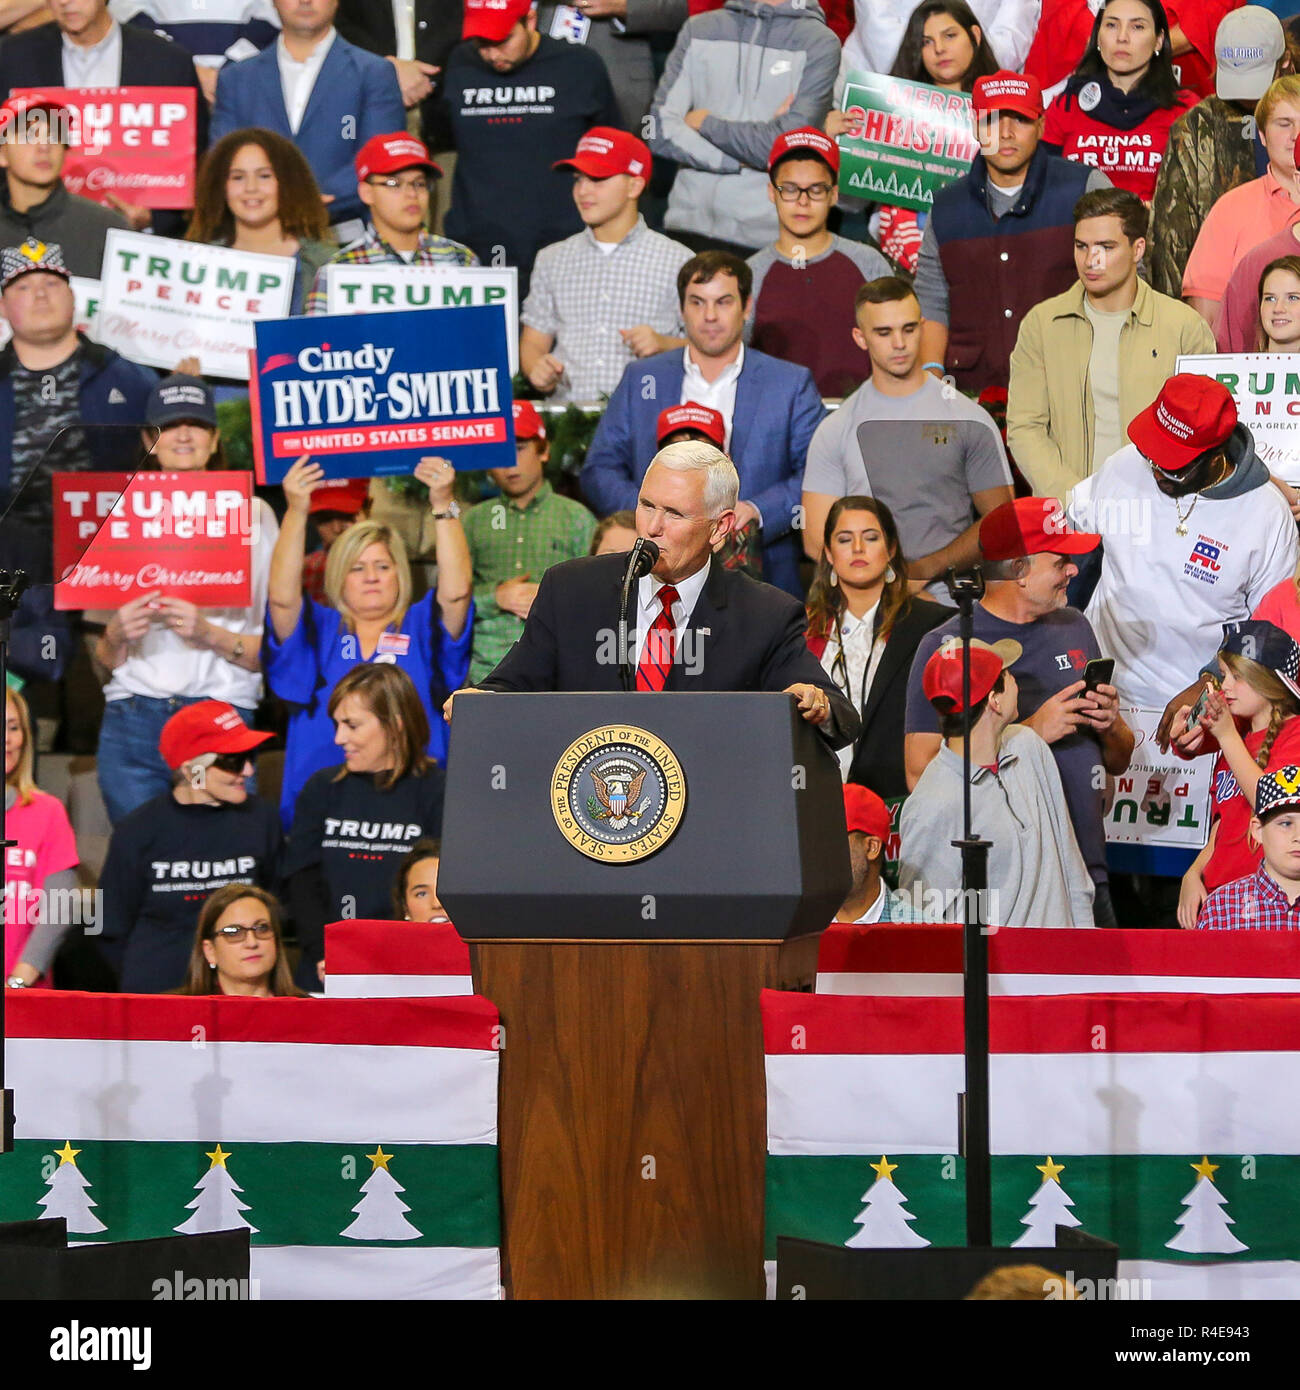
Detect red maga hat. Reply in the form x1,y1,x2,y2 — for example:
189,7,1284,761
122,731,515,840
463,0,533,43
356,132,441,182
512,399,546,440
980,497,1100,561
553,127,652,180
1127,374,1238,471
923,637,1022,712
844,783,891,840
768,126,840,175
309,478,369,516
656,403,726,448
972,71,1044,120
158,701,272,770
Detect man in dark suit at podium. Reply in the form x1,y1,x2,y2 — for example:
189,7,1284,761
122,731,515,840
449,441,860,750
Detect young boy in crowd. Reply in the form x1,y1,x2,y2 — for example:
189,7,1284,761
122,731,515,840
1199,767,1300,930
899,636,1095,927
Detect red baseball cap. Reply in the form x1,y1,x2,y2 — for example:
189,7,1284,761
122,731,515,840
0,94,70,141
553,127,652,180
309,478,369,517
512,399,546,440
980,497,1100,562
656,403,726,449
1127,374,1238,472
923,637,1022,712
356,132,442,182
463,0,533,42
158,701,272,770
768,126,840,176
844,783,891,840
972,71,1044,121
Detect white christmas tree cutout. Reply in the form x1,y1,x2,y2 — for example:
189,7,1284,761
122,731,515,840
38,1141,106,1234
1013,1156,1082,1248
175,1144,258,1234
844,1156,930,1248
1165,1156,1248,1254
341,1145,422,1242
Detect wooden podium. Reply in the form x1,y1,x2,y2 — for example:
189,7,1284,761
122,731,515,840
441,694,847,1300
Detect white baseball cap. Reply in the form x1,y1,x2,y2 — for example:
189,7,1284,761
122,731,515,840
1216,6,1285,101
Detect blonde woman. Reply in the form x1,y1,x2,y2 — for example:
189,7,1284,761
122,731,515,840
4,689,79,989
266,454,472,829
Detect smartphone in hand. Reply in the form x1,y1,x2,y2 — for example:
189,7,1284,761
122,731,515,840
1082,657,1114,696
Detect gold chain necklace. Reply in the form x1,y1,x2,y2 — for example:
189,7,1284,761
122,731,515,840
1174,491,1200,537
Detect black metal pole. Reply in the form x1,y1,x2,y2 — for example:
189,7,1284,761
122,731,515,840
946,566,992,1247
0,567,29,1154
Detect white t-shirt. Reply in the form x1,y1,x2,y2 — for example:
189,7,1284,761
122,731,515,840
1066,446,1299,707
103,497,279,709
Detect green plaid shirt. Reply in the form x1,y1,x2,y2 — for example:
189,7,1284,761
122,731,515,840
463,481,596,683
305,226,479,314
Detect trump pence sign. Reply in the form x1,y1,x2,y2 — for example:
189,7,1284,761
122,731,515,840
250,306,516,483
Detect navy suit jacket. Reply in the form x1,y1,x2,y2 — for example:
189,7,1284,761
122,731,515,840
579,347,826,596
211,33,405,227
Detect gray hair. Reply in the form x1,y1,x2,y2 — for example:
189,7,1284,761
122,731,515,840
983,556,1029,582
646,439,739,516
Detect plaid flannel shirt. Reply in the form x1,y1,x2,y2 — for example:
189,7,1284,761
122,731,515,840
305,227,479,314
1199,865,1300,931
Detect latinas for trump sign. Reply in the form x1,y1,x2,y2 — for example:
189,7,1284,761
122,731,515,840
97,231,294,379
836,72,978,211
13,86,197,209
1177,353,1300,485
250,306,516,483
52,472,256,609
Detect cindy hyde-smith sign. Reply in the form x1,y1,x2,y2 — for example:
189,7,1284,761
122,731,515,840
53,472,256,610
96,231,294,379
1177,353,1300,485
250,305,516,483
322,264,520,376
13,86,196,209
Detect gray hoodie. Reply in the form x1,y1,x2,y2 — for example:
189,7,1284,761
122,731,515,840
648,0,840,250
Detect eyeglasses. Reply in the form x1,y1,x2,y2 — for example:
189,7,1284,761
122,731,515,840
212,923,274,942
774,181,834,203
211,752,253,774
367,176,430,194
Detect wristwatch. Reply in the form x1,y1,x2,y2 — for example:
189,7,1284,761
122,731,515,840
231,638,245,661
6,974,28,988
430,502,461,521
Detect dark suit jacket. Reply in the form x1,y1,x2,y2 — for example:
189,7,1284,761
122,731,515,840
810,598,952,798
480,553,861,750
0,20,208,150
336,0,461,149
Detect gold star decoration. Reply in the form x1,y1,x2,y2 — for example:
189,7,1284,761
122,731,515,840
53,1140,80,1166
367,1145,393,1172
1191,1156,1219,1182
870,1155,898,1181
205,1144,231,1170
1037,1156,1066,1183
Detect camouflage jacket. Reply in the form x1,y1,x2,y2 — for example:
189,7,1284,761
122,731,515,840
1148,96,1261,299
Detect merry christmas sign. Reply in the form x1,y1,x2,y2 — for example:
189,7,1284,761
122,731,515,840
0,991,502,1299
763,989,1300,1299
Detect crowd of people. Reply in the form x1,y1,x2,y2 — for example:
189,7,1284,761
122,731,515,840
6,0,1300,998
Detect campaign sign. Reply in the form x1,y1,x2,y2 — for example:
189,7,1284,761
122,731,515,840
250,305,516,483
53,471,256,610
1104,706,1212,851
322,264,520,375
13,87,197,209
1177,353,1300,485
837,71,977,211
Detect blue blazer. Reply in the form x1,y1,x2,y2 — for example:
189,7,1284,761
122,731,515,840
580,347,826,596
211,35,405,227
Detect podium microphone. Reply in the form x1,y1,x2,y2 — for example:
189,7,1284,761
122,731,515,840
618,538,660,691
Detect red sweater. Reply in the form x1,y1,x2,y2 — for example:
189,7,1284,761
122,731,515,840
1204,717,1300,891
1043,87,1199,199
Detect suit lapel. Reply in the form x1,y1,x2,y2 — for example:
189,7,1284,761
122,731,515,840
298,36,347,137
665,561,728,691
729,358,758,464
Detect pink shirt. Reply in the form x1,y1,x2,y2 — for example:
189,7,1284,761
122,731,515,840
1183,170,1300,305
1216,225,1300,352
4,789,78,977
1253,577,1300,642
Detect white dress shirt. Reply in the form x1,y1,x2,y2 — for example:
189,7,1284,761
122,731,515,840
62,20,123,88
680,343,743,449
633,562,710,671
277,28,336,134
818,601,884,779
392,0,416,61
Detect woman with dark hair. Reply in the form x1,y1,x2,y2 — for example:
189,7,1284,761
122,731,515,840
805,496,950,793
1042,0,1197,199
392,839,448,922
174,885,308,998
283,664,448,989
186,127,336,316
840,0,1037,79
1258,255,1300,351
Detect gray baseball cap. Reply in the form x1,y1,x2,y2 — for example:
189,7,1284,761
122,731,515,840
1216,6,1285,101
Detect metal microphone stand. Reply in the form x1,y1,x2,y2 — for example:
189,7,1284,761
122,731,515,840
945,564,992,1246
0,567,29,1153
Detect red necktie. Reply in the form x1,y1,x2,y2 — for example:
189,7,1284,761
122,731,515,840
636,584,679,692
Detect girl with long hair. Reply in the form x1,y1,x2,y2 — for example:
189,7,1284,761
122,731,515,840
805,496,950,792
1173,622,1300,927
1042,0,1197,200
175,885,307,997
187,128,335,316
1258,255,1300,352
